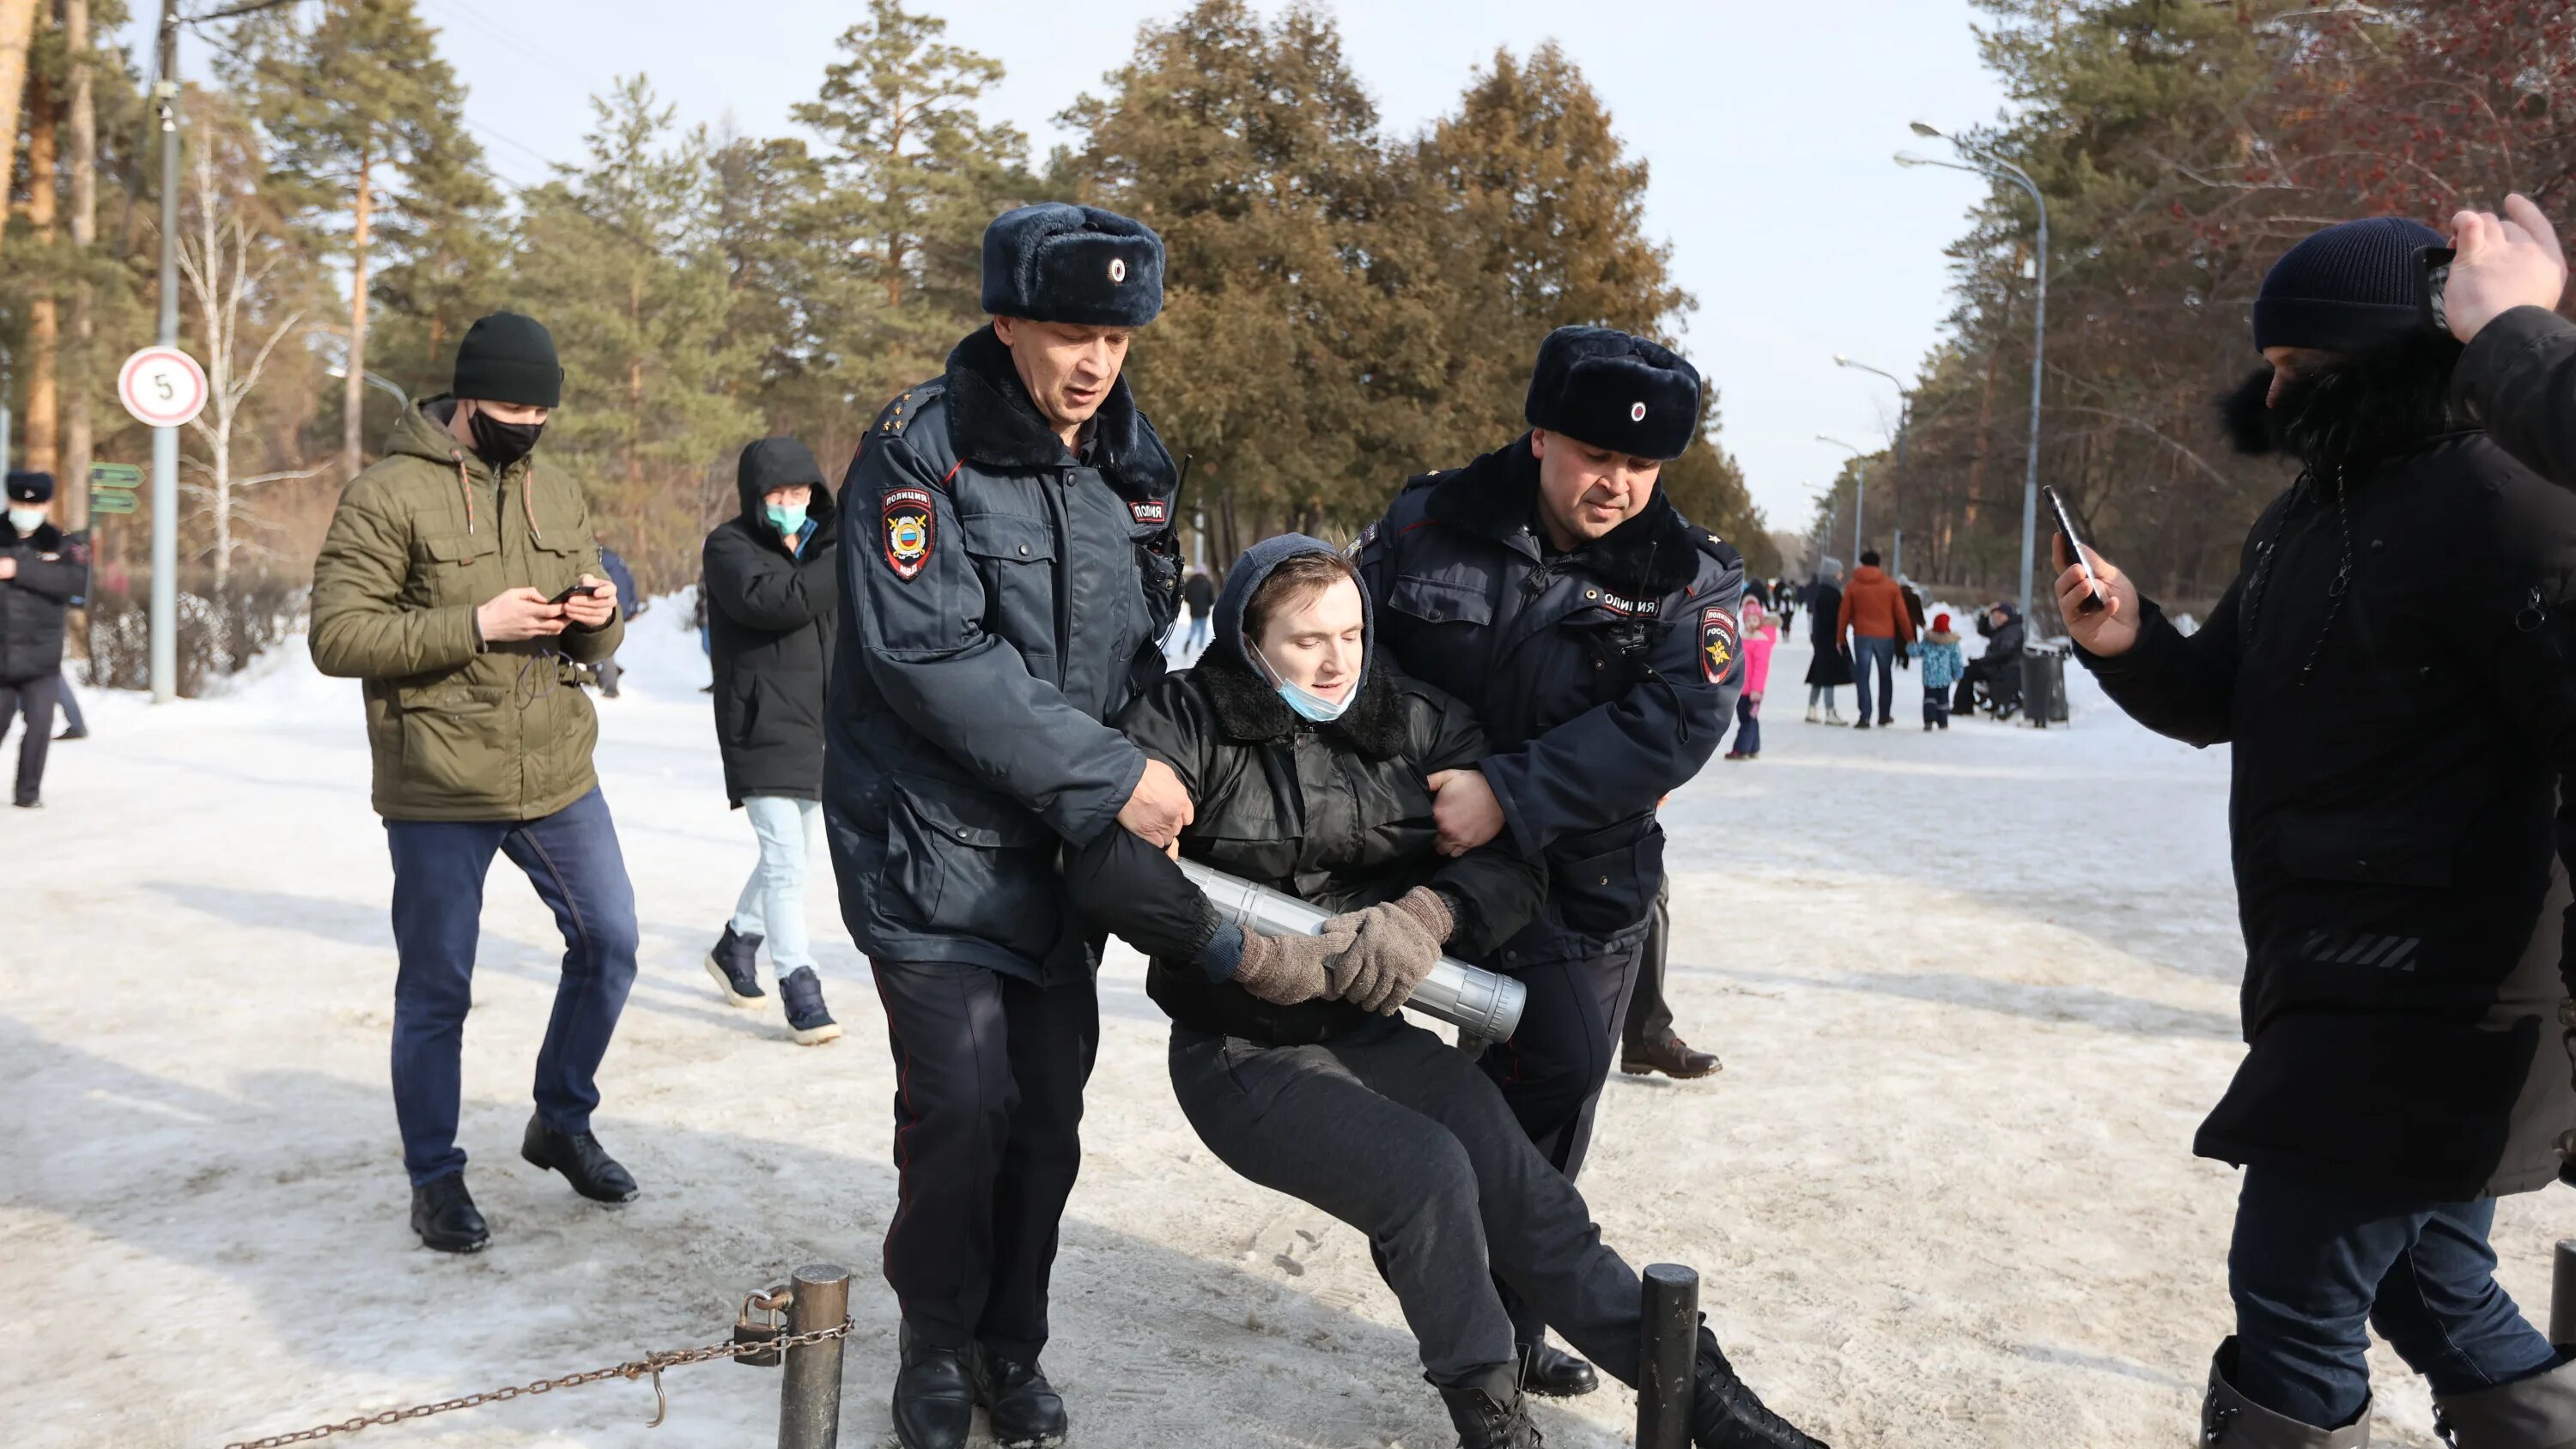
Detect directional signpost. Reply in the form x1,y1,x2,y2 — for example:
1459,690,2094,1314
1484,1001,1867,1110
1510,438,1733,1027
88,461,140,516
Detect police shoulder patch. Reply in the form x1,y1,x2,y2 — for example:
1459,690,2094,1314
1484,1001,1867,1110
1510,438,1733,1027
1701,603,1741,683
883,487,936,580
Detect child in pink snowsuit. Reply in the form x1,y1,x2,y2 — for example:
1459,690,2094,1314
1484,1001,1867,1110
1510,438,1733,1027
1725,597,1777,760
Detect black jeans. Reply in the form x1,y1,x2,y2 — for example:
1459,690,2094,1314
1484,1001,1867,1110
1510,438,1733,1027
871,960,1098,1363
2227,1167,2558,1428
1622,879,1676,1054
0,671,58,804
1170,1017,1647,1384
383,787,641,1185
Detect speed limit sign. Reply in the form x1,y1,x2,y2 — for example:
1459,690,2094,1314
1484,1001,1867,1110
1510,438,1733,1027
118,345,210,429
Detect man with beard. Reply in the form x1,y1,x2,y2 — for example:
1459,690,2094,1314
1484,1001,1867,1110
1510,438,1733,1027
2063,216,2576,1446
1356,326,1745,1397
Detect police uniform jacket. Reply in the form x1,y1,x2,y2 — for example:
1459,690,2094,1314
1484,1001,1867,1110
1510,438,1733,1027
825,324,1182,985
1357,433,1744,967
0,514,82,683
2081,432,2576,1200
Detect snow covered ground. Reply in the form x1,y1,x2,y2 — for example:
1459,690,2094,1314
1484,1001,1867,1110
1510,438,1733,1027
4,602,2566,1448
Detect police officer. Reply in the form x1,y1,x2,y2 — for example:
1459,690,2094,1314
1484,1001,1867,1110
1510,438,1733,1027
1357,326,1744,1396
0,471,83,808
827,202,1187,1449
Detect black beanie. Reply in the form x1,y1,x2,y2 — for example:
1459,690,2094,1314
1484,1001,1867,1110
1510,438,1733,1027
453,312,563,409
2253,216,2445,355
4,470,52,504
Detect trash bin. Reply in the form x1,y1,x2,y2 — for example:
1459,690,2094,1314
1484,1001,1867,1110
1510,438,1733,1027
2020,643,2072,728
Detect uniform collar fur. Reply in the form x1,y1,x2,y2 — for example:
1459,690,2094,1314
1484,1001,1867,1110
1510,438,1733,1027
1424,432,1702,597
1,518,61,551
1196,652,1411,761
944,324,1176,502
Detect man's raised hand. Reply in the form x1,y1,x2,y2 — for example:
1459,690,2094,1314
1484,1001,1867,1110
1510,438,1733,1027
2053,534,2141,658
2447,194,2568,344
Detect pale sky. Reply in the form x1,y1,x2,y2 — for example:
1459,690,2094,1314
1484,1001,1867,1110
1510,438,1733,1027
150,0,2012,532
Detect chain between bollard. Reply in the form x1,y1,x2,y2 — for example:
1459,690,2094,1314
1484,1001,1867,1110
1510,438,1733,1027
219,1315,857,1448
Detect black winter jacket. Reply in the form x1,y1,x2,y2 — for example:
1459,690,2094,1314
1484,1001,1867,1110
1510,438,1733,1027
706,440,839,806
0,516,82,683
2080,433,2576,1199
824,325,1182,985
2458,306,2576,490
1357,435,1742,967
1065,652,1546,1046
1976,604,2025,660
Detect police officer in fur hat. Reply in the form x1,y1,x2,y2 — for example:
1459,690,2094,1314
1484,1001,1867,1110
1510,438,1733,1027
0,470,84,807
826,202,1186,1449
1356,327,1766,1407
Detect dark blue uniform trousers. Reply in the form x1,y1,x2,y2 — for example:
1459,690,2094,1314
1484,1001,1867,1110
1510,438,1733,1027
2228,1166,2558,1428
384,787,640,1187
872,960,1099,1363
1479,924,1649,1343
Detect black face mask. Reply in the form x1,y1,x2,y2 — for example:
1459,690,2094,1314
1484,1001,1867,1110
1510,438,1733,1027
467,407,545,470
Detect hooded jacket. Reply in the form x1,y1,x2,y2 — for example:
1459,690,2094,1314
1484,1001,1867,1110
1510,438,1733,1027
0,513,82,683
1357,434,1742,966
310,398,623,822
1062,535,1546,1045
1915,630,1965,690
1837,564,1915,644
825,324,1183,985
705,438,840,805
2080,396,2576,1199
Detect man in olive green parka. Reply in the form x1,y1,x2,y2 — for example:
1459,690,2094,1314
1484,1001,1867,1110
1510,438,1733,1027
311,312,643,1253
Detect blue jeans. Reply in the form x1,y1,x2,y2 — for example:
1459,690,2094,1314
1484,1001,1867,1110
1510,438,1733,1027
1728,694,1762,755
385,787,640,1186
731,795,821,974
1852,635,1897,721
2228,1167,2558,1428
1185,615,1211,651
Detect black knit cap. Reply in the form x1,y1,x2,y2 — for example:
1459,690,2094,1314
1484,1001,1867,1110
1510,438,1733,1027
2253,216,2445,354
5,470,52,503
1523,325,1702,460
453,311,563,409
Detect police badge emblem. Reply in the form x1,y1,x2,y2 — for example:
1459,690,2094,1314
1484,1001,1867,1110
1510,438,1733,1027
1701,603,1740,682
884,487,935,580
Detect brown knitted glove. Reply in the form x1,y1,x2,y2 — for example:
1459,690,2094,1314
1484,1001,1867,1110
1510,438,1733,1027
1321,887,1453,1015
1230,921,1359,1007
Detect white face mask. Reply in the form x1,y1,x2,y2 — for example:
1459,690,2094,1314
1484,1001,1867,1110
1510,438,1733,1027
5,506,45,534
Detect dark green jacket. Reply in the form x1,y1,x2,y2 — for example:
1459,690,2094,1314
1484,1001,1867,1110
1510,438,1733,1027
310,398,623,822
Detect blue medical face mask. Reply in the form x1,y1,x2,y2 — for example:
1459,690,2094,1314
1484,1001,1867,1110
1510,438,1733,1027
1249,640,1355,724
766,503,808,537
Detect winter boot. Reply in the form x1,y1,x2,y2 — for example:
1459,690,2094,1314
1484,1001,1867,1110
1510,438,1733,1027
779,966,843,1046
2433,1355,2576,1448
1851,717,1870,731
1622,1034,1722,1080
893,1323,975,1449
1690,1326,1828,1448
1522,1339,1598,1397
1433,1361,1545,1449
971,1344,1070,1448
410,1172,489,1253
2202,1339,2370,1446
519,1115,640,1203
1802,704,1822,724
706,925,765,1008
1825,706,1846,724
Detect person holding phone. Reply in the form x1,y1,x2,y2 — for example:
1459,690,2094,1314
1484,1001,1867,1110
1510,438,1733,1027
2063,216,2576,1445
311,312,640,1255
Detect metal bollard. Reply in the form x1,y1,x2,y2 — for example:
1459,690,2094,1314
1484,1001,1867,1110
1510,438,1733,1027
1637,1264,1699,1449
779,1263,850,1449
2552,1240,2576,1345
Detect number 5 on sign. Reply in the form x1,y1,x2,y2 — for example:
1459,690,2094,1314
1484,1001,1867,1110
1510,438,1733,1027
117,346,209,429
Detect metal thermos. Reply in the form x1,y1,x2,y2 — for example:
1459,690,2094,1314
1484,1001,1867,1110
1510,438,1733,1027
1176,858,1527,1040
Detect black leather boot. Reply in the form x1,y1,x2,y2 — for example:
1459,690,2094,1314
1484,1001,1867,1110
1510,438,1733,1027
1521,1340,1598,1398
893,1323,975,1449
1691,1326,1828,1448
2202,1339,2369,1446
1435,1362,1545,1449
519,1115,639,1203
410,1172,489,1253
972,1345,1069,1448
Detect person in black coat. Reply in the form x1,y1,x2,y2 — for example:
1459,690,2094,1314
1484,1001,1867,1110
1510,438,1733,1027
1179,564,1215,653
1950,602,2023,717
1061,535,1825,1449
2069,215,2576,1445
702,437,842,1046
1801,559,1849,722
0,471,83,808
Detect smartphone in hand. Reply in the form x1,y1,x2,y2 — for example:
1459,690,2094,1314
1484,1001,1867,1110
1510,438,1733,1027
549,582,600,606
2042,486,2106,615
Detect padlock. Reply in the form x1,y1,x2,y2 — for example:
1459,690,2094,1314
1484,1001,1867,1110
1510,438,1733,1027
733,1289,790,1368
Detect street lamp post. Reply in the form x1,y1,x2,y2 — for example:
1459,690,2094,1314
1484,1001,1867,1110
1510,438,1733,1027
1835,353,1912,575
1900,121,2050,628
1816,433,1870,561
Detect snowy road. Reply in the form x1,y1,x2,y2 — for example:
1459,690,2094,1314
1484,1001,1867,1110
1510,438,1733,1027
5,605,2566,1447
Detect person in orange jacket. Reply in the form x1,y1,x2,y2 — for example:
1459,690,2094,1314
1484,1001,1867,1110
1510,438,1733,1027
1834,549,1915,729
